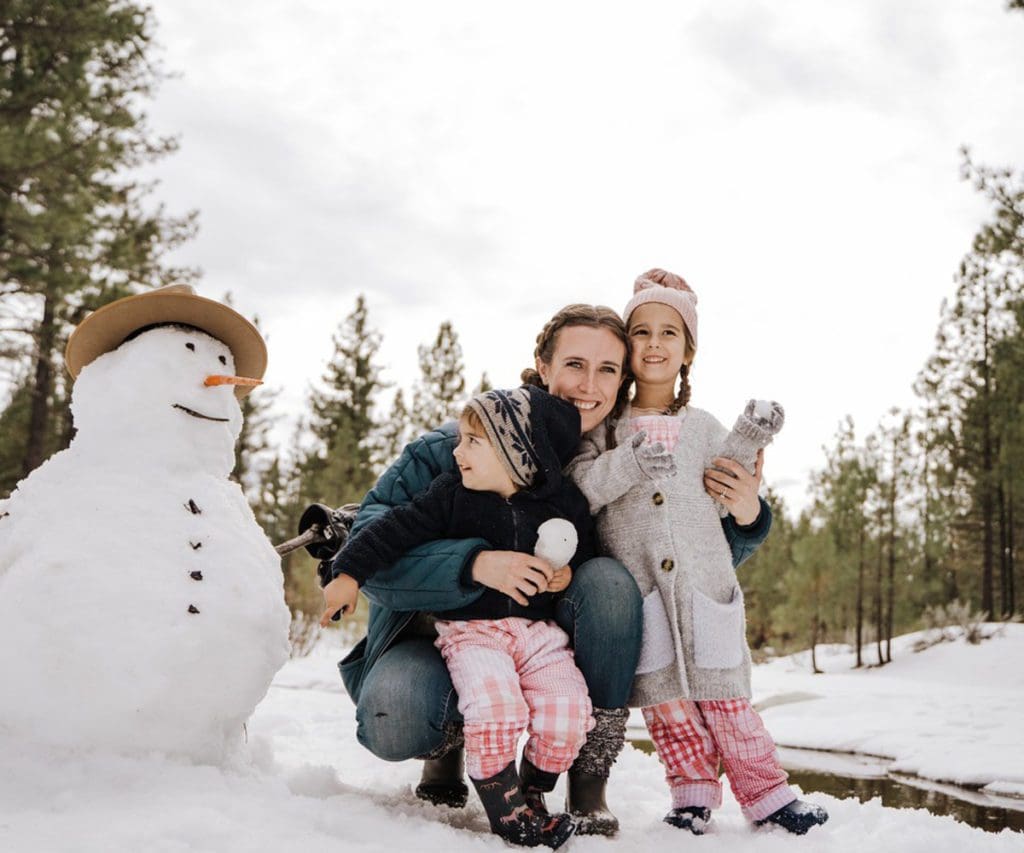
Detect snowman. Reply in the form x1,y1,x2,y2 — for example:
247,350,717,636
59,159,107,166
0,285,291,763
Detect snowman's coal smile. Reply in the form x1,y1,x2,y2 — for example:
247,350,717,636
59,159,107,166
173,404,230,423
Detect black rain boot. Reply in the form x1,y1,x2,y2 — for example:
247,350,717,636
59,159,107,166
755,799,829,835
664,806,712,835
472,762,576,849
565,707,628,837
415,745,469,809
520,757,559,816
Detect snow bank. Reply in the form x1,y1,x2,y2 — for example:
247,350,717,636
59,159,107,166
752,625,1024,792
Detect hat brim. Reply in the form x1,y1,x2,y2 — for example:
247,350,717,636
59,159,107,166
65,289,268,396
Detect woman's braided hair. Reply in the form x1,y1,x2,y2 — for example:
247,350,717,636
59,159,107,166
520,304,630,447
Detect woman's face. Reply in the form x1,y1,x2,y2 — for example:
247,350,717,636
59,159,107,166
537,325,627,433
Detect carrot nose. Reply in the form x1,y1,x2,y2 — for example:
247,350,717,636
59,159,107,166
204,374,263,389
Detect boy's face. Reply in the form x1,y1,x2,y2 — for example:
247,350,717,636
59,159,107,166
454,417,518,498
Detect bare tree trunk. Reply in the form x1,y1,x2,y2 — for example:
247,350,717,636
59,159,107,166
1007,480,1016,617
886,437,897,664
810,616,822,674
923,451,935,605
981,295,995,618
875,505,884,666
20,289,56,479
999,479,1009,618
856,520,865,668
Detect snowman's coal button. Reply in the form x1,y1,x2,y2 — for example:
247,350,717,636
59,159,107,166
188,604,200,614
190,571,203,581
185,499,202,515
190,540,202,550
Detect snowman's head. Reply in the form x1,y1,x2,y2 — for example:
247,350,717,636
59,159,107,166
71,326,247,477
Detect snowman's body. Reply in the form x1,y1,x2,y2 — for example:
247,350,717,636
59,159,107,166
0,327,290,762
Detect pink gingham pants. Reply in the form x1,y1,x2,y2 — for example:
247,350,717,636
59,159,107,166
642,698,796,822
435,617,594,780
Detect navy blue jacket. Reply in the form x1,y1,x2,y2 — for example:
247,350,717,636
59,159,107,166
334,468,596,621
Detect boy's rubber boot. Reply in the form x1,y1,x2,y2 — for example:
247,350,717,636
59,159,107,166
565,707,628,837
520,757,560,815
472,762,576,849
415,746,469,808
755,799,829,835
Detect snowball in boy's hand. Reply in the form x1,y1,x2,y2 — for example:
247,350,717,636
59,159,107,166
534,518,577,571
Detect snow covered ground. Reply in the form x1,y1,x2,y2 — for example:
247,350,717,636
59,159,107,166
750,623,1024,798
2,626,1021,852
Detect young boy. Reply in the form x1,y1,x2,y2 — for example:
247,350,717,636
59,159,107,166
321,386,595,850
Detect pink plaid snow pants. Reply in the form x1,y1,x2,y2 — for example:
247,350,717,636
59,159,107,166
435,617,594,780
642,698,796,821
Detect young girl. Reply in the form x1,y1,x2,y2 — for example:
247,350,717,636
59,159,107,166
567,269,828,836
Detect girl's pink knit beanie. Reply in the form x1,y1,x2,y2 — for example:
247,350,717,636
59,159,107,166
623,268,698,349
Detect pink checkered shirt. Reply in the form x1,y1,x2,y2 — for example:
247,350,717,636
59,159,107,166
630,414,683,453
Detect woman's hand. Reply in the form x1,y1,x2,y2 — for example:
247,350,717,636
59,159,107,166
547,565,573,593
320,574,359,626
471,550,554,605
704,449,764,526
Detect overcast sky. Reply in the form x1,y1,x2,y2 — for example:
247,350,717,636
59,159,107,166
136,0,1024,514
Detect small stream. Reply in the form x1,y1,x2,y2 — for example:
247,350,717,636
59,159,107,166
628,741,1024,834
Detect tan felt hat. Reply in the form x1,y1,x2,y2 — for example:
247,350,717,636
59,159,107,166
65,285,267,395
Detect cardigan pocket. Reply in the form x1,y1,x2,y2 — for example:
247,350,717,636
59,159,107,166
691,586,745,670
636,590,676,675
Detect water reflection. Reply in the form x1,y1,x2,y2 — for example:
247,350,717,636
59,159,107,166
628,741,1023,835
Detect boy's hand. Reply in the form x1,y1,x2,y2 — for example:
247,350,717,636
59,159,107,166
320,574,359,626
471,550,553,605
547,565,572,593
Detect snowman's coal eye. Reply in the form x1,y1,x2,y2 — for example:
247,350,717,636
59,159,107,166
185,342,195,352
218,355,227,365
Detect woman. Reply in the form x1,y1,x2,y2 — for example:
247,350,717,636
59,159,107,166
335,304,770,837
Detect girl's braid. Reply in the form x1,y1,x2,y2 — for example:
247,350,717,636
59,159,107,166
665,364,691,416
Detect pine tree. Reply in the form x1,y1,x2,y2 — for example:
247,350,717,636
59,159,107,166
739,488,794,653
0,376,34,497
0,0,196,480
809,417,874,664
773,514,834,673
373,388,411,471
913,356,962,607
872,410,913,663
300,295,386,508
225,307,279,495
472,371,494,395
410,321,465,433
233,382,280,494
961,148,1024,261
992,300,1024,616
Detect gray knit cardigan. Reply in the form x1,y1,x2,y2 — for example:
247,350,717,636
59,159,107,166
567,406,753,707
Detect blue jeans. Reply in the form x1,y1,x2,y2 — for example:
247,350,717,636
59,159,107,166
355,556,642,761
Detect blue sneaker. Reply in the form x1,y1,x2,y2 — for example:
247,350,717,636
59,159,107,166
756,799,829,835
663,806,712,835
